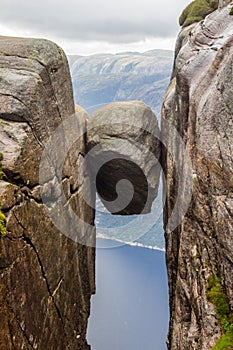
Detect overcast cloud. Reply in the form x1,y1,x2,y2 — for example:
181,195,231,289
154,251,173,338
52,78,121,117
1,0,191,53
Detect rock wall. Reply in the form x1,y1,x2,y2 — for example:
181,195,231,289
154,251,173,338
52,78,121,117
0,38,95,350
162,3,233,349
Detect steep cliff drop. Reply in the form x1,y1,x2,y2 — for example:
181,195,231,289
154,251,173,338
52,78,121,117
162,1,233,349
0,38,95,350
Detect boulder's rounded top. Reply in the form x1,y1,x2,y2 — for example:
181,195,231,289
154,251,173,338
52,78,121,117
0,36,66,68
89,100,159,140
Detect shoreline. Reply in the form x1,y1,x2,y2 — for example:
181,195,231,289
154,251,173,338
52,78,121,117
96,233,165,252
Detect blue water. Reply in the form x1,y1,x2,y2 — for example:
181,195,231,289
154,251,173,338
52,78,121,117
87,238,169,350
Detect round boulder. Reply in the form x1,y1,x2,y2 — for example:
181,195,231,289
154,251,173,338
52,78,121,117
87,101,161,215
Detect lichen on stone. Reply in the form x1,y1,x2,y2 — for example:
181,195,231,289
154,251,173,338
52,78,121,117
179,0,219,27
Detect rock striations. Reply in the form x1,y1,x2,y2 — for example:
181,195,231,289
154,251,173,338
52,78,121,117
0,38,95,350
162,2,233,349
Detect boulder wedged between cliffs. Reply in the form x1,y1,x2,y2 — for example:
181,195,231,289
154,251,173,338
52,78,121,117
87,101,161,215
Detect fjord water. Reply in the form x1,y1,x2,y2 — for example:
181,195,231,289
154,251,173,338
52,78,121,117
87,239,169,350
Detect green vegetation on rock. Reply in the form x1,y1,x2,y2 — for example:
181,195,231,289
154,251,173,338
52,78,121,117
207,275,233,349
230,7,233,15
0,207,6,238
179,0,219,27
212,331,233,350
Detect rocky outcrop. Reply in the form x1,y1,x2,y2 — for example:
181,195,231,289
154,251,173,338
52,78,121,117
87,101,161,215
0,38,95,349
162,3,233,349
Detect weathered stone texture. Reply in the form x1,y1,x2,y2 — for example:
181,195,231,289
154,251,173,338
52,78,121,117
0,38,95,350
162,4,233,349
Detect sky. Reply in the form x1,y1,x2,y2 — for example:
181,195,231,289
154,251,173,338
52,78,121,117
0,0,191,55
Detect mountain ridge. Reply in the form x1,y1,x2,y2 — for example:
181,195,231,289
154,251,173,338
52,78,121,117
68,49,173,117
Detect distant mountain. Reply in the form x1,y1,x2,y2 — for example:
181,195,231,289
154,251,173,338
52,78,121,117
68,49,173,118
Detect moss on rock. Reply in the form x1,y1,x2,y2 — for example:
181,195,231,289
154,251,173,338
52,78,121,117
179,0,219,27
207,275,233,349
0,208,6,238
212,330,233,349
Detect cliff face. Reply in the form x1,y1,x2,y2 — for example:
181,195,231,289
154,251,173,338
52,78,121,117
162,2,233,349
0,38,95,350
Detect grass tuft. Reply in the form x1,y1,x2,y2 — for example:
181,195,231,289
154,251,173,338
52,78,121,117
179,0,219,27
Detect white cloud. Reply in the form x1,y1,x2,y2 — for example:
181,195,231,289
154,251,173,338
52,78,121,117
0,0,191,53
60,37,177,55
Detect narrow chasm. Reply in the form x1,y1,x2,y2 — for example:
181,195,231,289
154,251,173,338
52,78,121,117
68,49,174,349
83,101,169,349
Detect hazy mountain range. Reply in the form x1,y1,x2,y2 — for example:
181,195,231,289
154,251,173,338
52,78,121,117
68,49,173,118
